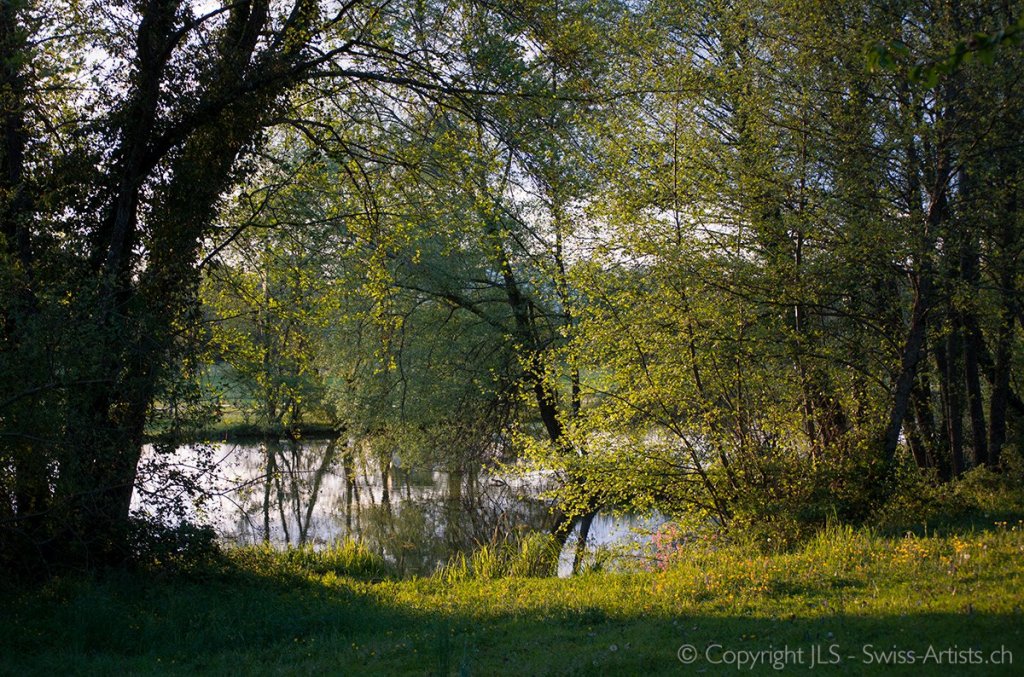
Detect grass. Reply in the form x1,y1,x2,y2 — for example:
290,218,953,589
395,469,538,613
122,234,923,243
2,522,1023,675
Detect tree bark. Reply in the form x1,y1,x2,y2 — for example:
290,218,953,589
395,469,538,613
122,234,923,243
572,510,596,575
882,270,931,465
934,333,966,477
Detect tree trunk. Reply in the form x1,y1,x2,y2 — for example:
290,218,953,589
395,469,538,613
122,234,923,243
910,356,943,473
934,334,966,477
572,510,597,575
987,183,1019,469
882,271,931,465
987,282,1016,471
963,314,989,467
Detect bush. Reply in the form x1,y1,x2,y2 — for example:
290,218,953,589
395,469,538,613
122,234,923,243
871,463,1024,533
125,516,221,572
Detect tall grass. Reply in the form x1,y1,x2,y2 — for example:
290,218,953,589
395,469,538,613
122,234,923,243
438,532,561,582
228,540,393,580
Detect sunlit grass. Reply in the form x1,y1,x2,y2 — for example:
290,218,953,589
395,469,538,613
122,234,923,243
2,523,1023,675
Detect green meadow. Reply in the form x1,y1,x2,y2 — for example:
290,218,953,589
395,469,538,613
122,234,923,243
3,521,1022,676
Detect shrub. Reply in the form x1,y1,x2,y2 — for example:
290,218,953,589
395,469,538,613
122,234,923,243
125,516,221,572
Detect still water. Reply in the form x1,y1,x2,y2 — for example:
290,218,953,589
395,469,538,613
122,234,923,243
133,438,661,576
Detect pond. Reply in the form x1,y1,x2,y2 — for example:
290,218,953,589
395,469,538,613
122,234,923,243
132,438,663,577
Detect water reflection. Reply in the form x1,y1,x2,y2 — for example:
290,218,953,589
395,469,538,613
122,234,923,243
135,438,665,577
139,438,573,576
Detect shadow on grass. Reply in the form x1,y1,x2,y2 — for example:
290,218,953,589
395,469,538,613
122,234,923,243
1,563,1022,676
884,507,1024,539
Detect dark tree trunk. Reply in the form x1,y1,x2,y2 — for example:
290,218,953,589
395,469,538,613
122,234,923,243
985,170,1020,469
883,128,946,468
2,0,48,551
959,225,988,466
934,334,966,477
882,272,931,465
987,266,1017,470
910,354,944,474
263,436,277,542
904,413,929,471
963,315,989,467
572,510,596,575
962,309,987,467
945,330,966,476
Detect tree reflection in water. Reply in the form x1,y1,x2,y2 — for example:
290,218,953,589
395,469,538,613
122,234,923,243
224,438,555,576
134,439,658,577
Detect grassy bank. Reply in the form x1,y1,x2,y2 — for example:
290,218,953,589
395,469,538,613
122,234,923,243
153,419,340,443
145,404,339,444
2,524,1023,675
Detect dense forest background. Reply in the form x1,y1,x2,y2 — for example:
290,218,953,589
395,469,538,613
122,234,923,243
2,0,1022,572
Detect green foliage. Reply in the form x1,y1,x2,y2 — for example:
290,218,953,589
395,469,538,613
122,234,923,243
868,13,1024,87
124,517,222,574
200,149,345,436
524,0,1024,545
874,465,1024,533
6,0,604,571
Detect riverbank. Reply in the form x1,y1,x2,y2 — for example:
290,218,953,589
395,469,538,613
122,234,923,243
145,415,341,444
3,524,1023,675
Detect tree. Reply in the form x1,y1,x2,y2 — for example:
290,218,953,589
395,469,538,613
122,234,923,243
201,143,345,438
252,0,625,557
556,0,1024,536
0,0,529,570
